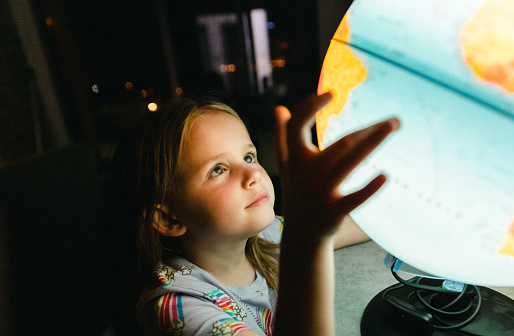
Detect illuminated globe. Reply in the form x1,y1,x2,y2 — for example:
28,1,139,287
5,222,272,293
317,0,514,286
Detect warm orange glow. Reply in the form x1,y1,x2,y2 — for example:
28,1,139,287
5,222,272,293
125,82,134,90
219,64,236,73
499,218,514,257
461,0,514,92
175,87,184,96
333,14,350,42
148,103,158,112
45,17,53,27
317,39,367,149
272,59,286,68
140,89,148,98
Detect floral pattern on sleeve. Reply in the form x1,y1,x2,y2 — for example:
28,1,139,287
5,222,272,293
212,319,251,336
154,264,193,286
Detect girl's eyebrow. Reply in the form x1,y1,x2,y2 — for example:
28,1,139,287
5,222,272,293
203,143,256,165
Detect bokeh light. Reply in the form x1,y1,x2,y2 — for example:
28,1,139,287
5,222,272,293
147,102,158,112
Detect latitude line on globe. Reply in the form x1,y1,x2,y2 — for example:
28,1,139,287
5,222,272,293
331,37,514,122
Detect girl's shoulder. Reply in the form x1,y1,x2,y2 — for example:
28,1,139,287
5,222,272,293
137,258,273,335
150,258,216,293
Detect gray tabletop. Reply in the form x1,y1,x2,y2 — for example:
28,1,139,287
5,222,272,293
333,240,514,335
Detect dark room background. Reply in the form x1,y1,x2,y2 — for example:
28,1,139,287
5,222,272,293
0,0,353,169
0,1,354,335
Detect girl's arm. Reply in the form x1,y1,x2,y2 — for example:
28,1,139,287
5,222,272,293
272,92,399,336
334,215,370,249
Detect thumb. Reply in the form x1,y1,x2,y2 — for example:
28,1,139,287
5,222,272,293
274,105,291,172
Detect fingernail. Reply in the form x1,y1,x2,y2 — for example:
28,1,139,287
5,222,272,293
389,117,400,131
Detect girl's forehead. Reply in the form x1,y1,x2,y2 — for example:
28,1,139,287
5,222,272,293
177,112,253,172
189,111,247,135
183,111,250,150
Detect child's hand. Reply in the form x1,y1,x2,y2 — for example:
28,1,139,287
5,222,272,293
274,92,400,244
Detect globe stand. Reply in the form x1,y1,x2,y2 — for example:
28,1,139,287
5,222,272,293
361,278,514,335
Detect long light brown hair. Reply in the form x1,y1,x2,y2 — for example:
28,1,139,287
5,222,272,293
113,96,280,291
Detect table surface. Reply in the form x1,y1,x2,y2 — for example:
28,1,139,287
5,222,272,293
333,240,514,336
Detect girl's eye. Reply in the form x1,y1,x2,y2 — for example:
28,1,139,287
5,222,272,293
244,153,256,163
210,165,225,177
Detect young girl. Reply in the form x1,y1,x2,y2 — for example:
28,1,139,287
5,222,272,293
113,93,399,336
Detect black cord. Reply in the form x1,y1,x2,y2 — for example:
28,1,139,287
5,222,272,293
386,259,482,333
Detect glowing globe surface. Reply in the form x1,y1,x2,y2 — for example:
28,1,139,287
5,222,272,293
317,0,514,286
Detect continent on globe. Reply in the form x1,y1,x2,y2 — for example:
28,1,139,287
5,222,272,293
317,16,366,150
461,0,514,92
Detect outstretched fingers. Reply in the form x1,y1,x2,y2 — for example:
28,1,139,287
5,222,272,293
275,92,333,171
321,117,400,190
287,92,332,157
274,105,291,173
333,174,387,216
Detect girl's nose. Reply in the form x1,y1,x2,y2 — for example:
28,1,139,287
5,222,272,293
243,166,262,189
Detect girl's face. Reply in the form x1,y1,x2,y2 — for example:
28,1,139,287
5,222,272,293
172,111,275,242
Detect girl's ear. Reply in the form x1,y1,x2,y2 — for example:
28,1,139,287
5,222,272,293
150,204,187,237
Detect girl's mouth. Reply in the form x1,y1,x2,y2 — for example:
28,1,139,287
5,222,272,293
246,193,269,208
